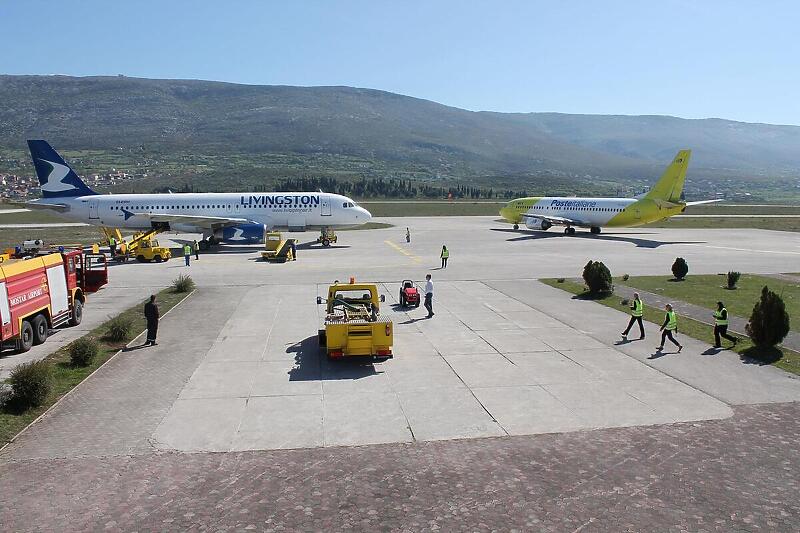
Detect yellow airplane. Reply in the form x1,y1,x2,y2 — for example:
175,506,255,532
499,150,721,235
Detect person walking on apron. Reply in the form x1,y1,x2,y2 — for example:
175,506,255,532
440,245,449,268
424,274,434,318
621,292,645,340
657,303,682,352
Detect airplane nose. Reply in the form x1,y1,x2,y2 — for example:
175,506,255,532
359,207,372,222
499,206,511,220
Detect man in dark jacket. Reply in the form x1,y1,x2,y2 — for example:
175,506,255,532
144,294,160,346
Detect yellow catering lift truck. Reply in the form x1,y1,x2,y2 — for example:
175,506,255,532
102,228,171,263
261,231,297,263
317,280,393,360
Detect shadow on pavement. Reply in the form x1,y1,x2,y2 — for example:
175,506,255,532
739,346,783,366
296,241,351,250
286,335,384,381
492,228,705,248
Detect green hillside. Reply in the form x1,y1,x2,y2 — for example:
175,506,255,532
1,75,799,197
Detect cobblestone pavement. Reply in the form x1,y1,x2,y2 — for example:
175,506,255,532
1,402,798,532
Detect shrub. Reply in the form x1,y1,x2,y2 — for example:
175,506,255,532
727,271,741,289
622,274,630,282
671,257,689,280
557,278,565,283
746,286,790,347
69,337,100,367
8,360,52,409
582,260,613,295
105,314,134,343
172,274,195,293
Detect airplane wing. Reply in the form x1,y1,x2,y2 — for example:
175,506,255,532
22,201,70,212
520,212,587,227
124,210,253,230
685,199,724,206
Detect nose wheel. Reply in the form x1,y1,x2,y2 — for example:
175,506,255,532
564,227,576,235
513,224,519,230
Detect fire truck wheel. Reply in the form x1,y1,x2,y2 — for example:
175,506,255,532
70,300,84,326
18,320,34,353
322,238,331,247
31,315,48,345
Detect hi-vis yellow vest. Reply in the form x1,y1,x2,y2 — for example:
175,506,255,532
183,245,191,255
441,249,449,258
631,299,643,317
714,308,728,326
666,310,677,330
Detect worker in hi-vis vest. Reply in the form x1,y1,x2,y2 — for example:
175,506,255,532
109,235,117,257
440,245,449,268
621,292,645,339
657,303,682,352
183,244,192,266
713,301,738,348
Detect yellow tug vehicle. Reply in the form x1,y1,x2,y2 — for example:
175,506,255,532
317,279,393,360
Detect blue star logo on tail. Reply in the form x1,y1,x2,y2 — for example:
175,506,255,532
121,208,136,220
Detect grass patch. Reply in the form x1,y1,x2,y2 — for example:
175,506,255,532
541,278,800,376
619,274,798,333
648,217,800,232
0,287,191,447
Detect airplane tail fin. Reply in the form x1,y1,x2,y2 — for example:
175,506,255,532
643,150,691,203
27,140,97,198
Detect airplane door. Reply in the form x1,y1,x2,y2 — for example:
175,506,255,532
89,200,99,219
321,197,331,216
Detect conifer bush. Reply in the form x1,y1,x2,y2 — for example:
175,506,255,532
746,286,790,347
726,271,741,289
582,260,613,295
671,257,689,280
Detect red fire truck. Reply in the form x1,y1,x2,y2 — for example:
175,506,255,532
0,249,108,353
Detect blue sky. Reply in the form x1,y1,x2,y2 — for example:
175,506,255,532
1,1,798,124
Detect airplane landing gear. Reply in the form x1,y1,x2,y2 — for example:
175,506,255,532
590,226,601,235
564,227,576,235
513,224,519,230
199,235,218,251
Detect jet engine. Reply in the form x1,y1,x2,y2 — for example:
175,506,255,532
214,223,266,243
525,217,552,231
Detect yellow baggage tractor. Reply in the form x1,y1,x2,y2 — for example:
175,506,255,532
316,280,393,360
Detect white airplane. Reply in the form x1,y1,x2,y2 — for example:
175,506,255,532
24,140,372,248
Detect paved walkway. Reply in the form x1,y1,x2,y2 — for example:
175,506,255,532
612,283,800,352
1,403,797,531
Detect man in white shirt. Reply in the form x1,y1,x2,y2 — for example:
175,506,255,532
424,273,434,318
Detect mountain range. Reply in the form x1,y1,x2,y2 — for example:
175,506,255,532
1,75,799,182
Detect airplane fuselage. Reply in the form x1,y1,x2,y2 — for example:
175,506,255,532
31,191,370,234
500,196,685,229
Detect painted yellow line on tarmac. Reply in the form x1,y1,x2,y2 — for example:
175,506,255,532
384,240,422,263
